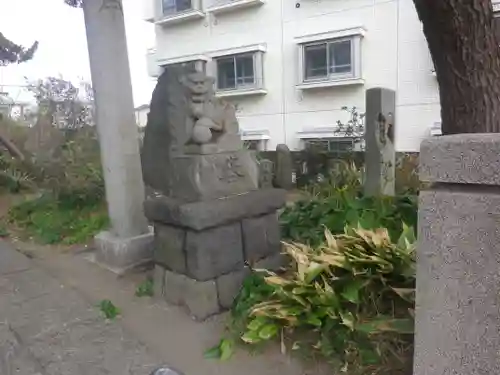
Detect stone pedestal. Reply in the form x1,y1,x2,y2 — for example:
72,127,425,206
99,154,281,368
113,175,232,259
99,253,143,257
91,229,154,275
414,134,500,375
145,189,286,320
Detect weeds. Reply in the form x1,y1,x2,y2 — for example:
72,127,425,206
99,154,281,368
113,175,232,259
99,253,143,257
98,299,120,320
8,194,108,244
135,278,154,297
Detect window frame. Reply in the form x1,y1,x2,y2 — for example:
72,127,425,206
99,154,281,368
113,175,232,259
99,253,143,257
161,0,193,16
213,51,264,92
304,138,358,154
302,38,355,83
215,53,256,91
296,28,365,88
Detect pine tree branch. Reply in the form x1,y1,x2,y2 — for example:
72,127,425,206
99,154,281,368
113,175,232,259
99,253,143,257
0,32,38,66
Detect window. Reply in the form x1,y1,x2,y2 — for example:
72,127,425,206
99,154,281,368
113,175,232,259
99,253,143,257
210,45,266,96
162,0,193,15
304,39,353,81
304,138,359,155
296,27,364,88
216,54,257,90
303,39,353,81
244,140,261,150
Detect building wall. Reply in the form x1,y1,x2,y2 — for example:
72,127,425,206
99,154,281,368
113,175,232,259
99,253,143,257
135,107,150,127
144,0,442,152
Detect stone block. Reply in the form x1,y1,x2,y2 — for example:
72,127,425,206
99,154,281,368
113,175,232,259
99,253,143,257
169,151,258,202
93,229,154,275
163,269,220,321
274,144,293,190
242,213,281,263
420,133,500,185
185,223,243,281
216,267,251,309
415,187,500,375
254,252,288,272
154,224,186,273
414,135,500,375
144,188,286,231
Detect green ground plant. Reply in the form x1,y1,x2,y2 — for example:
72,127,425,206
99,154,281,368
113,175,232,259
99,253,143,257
135,278,154,297
8,194,108,244
280,192,417,247
209,226,416,374
0,120,108,245
208,161,418,373
98,299,120,320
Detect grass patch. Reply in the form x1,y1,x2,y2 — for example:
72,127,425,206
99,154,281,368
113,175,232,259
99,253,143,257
98,299,120,320
135,278,154,297
8,194,109,245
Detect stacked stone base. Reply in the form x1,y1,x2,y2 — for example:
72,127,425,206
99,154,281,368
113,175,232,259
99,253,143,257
145,189,286,321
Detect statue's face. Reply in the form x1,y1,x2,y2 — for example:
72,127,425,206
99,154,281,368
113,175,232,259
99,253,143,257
186,73,209,95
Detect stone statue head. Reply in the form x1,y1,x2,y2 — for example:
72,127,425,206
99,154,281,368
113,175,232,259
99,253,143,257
182,72,215,100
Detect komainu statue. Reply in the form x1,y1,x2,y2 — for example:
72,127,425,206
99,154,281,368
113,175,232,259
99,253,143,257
141,65,256,201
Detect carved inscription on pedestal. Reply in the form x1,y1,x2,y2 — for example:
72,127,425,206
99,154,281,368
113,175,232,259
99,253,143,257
216,154,246,183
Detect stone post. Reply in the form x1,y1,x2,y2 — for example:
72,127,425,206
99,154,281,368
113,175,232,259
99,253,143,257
414,134,500,375
274,144,294,190
364,88,396,196
83,0,153,274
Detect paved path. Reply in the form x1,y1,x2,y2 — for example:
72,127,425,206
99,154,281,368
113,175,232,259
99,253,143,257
0,241,159,375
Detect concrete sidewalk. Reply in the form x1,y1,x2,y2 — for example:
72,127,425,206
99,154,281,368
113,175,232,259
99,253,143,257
0,242,159,375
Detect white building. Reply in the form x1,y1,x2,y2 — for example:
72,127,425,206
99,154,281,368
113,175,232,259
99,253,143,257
135,103,150,127
143,0,500,152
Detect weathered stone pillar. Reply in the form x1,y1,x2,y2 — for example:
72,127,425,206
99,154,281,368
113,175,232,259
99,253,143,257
364,88,396,196
83,0,153,274
414,134,500,375
274,144,294,190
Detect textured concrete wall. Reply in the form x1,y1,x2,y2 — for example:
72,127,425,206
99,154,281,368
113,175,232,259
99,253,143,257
414,134,500,375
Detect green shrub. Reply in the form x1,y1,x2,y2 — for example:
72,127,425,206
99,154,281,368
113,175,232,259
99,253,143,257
303,160,364,198
0,155,35,193
8,194,108,244
36,128,105,208
212,226,416,374
281,192,417,247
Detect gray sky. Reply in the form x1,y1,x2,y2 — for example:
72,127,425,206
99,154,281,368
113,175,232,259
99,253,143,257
0,0,156,107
